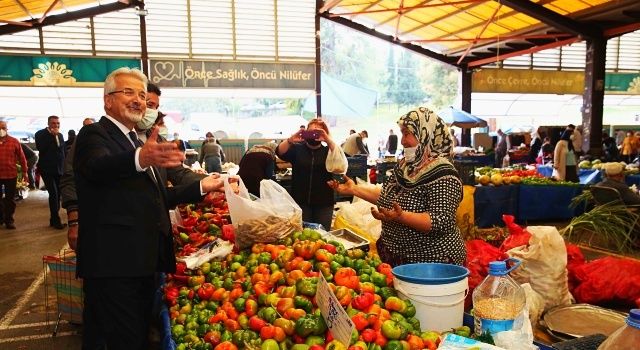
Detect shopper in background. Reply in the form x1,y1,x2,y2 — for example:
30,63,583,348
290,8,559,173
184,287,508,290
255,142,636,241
238,142,277,196
494,129,508,168
529,129,543,164
277,119,340,229
553,130,578,182
65,129,76,155
621,130,639,164
0,121,28,229
74,67,228,350
386,129,398,155
20,143,38,189
199,132,225,173
35,115,66,229
173,132,192,152
540,137,554,164
328,107,465,266
602,132,620,162
567,124,583,158
342,130,369,157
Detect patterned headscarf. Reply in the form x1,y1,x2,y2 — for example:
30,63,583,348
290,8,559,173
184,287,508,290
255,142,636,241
394,107,456,187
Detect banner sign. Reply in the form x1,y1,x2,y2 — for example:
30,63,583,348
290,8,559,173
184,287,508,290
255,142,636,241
473,69,584,94
149,59,315,89
0,55,140,87
605,73,640,94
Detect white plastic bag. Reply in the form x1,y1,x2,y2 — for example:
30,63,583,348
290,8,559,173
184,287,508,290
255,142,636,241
224,178,302,249
507,226,572,312
325,146,348,174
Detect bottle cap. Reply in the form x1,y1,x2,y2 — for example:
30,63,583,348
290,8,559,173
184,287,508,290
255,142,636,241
488,261,508,276
628,309,640,329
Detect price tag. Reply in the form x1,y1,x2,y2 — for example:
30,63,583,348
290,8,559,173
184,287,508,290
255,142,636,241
316,274,355,347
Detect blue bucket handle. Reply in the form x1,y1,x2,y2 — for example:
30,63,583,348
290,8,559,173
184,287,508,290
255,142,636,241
504,258,521,274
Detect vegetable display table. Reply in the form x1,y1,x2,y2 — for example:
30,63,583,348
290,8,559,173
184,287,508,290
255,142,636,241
473,185,519,228
471,184,583,227
518,184,583,221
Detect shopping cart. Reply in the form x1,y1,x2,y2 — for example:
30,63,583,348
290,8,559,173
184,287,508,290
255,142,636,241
43,249,83,336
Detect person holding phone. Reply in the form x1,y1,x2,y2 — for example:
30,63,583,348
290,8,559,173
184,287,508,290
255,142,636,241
276,119,339,229
328,107,465,267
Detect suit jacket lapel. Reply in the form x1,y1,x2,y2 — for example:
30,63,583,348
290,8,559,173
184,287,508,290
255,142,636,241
99,117,136,152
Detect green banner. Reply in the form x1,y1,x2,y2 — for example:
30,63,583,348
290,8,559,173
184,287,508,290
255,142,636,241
0,55,140,87
150,59,315,89
605,73,640,94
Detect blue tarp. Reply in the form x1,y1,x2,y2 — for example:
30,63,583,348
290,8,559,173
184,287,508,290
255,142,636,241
303,74,377,119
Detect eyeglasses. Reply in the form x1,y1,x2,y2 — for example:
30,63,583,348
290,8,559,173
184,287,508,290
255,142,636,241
108,88,147,100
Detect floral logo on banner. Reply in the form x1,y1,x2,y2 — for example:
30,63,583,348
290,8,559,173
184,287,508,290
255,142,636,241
628,76,640,94
30,62,76,86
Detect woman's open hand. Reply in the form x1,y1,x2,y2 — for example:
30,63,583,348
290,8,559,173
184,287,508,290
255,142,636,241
327,175,356,196
371,202,402,222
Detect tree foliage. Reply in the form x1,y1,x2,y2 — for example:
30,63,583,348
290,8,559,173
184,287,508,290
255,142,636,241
419,60,459,109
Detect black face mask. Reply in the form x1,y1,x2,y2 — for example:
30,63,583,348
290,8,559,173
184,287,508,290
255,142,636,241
306,139,321,147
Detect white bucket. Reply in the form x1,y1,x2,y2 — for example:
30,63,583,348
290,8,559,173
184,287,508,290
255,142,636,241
393,276,468,332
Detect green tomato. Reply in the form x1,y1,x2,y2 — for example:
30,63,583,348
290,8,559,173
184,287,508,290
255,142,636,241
262,339,280,350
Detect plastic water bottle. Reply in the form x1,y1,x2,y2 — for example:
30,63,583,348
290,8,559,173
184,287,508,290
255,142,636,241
472,258,526,335
597,309,640,349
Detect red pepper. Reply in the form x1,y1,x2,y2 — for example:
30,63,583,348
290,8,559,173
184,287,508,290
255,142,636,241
361,328,377,343
334,268,360,290
351,312,369,331
352,292,375,311
183,216,198,227
197,282,215,301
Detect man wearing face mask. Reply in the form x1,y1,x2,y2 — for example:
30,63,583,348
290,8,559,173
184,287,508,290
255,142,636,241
276,119,341,229
35,115,66,229
0,121,28,229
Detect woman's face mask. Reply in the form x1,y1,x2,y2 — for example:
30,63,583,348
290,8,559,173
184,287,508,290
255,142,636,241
136,108,158,130
403,146,418,162
306,139,321,147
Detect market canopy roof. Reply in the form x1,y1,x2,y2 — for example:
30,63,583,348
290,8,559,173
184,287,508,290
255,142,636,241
1,1,640,69
320,0,640,67
438,106,488,128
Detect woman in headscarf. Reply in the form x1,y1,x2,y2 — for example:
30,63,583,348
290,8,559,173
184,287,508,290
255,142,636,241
238,142,278,196
329,107,466,266
553,130,578,182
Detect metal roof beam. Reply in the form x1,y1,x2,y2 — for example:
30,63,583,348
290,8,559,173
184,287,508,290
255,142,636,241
0,0,141,36
320,12,458,67
466,36,580,67
498,0,601,39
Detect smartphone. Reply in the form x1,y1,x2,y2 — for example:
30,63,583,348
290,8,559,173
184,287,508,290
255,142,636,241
301,130,320,140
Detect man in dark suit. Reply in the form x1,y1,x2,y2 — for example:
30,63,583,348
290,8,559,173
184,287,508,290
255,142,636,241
35,115,66,229
386,129,398,155
74,67,227,349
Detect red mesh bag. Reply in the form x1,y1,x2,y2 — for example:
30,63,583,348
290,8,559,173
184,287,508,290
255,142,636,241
499,214,532,252
572,257,640,307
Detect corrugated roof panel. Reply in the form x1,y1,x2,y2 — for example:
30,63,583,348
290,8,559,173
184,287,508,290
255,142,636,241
549,0,591,13
190,0,234,57
606,36,620,70
93,8,141,54
145,0,189,55
532,47,561,68
618,31,640,71
234,0,276,57
277,0,315,59
0,29,40,52
42,19,93,52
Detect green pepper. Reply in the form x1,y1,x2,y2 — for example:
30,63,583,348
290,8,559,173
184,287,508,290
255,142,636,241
233,297,247,312
333,253,345,265
294,296,313,313
379,287,397,301
294,314,327,337
258,307,278,324
258,252,272,264
296,277,318,296
383,340,404,350
370,271,387,287
407,317,421,333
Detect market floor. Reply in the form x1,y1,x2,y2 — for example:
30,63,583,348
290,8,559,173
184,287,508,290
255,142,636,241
0,189,80,349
